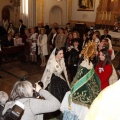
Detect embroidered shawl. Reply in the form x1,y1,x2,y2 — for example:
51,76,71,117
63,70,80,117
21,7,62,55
41,48,70,89
69,60,101,108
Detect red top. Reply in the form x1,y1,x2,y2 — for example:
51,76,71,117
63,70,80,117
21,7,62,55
95,61,112,90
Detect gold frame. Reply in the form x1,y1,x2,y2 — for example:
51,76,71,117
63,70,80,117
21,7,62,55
77,0,95,11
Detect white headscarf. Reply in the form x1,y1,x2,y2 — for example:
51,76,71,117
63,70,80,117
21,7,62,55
41,48,70,89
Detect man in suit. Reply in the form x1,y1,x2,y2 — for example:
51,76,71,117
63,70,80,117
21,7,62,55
101,29,112,41
49,28,58,53
19,19,26,37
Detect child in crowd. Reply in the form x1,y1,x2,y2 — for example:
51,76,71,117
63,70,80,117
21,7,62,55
14,33,24,46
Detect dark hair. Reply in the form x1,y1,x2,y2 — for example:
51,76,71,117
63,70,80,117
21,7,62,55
72,38,79,46
19,19,23,23
55,47,63,56
104,29,108,33
94,30,101,39
102,43,109,50
98,48,112,67
66,23,70,25
83,33,88,37
15,32,20,37
8,22,14,28
59,27,64,31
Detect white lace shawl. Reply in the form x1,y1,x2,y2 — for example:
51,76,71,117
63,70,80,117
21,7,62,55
41,48,70,89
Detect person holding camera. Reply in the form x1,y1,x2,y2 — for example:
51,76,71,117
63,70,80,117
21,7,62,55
2,80,60,120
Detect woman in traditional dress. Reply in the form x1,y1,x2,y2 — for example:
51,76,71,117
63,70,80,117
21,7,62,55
40,47,70,119
40,47,70,102
60,41,101,120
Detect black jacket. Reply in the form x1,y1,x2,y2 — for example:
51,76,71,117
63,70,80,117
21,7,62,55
101,34,112,41
69,48,80,67
19,24,26,36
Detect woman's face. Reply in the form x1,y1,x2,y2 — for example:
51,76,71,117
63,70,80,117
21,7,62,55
56,50,64,60
31,28,35,34
73,41,79,47
40,29,45,35
25,29,29,35
99,51,105,61
83,34,87,40
92,33,96,40
58,29,63,34
98,42,104,51
68,34,73,39
73,32,78,38
64,30,68,36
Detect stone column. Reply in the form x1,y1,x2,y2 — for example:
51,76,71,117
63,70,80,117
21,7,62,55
14,6,20,27
36,0,44,25
20,0,36,28
68,0,72,22
28,0,36,28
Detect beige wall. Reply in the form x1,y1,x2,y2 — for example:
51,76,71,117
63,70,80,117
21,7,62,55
71,0,100,22
36,0,44,25
1,0,101,27
44,0,68,26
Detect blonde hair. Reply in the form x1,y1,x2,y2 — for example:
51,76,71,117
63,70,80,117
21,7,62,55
40,28,46,34
10,81,33,100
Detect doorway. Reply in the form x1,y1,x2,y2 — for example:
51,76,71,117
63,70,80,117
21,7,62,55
49,5,63,26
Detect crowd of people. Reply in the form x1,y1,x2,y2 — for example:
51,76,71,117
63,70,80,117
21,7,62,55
0,19,120,120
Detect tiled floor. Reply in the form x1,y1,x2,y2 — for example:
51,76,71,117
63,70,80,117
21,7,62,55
0,61,45,95
0,54,120,96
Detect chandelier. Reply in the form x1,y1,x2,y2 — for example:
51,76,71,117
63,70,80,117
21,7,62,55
10,0,20,7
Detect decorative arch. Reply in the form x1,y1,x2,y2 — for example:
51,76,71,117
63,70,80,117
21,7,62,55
49,5,63,26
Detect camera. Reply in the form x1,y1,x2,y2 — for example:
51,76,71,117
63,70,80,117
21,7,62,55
35,81,43,88
33,81,44,98
1,101,24,120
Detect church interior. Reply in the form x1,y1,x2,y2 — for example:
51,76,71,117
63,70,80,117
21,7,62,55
0,0,120,119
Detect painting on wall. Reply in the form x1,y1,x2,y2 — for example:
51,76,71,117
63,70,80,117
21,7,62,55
77,0,95,11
